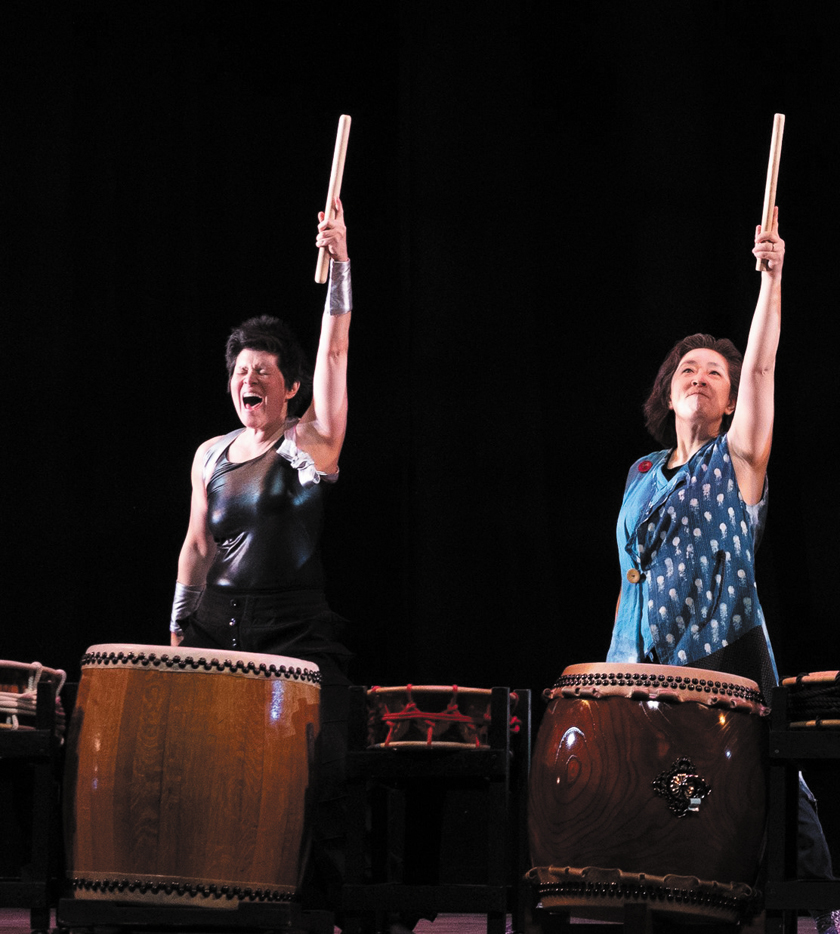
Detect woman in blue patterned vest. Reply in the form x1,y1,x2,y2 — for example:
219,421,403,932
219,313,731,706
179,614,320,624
607,209,837,932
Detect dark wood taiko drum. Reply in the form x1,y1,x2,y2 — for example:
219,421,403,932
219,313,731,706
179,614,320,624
63,644,320,907
528,663,768,924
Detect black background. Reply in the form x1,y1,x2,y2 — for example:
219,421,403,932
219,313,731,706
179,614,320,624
4,1,839,862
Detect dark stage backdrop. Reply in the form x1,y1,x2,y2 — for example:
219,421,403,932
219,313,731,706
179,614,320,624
4,1,839,859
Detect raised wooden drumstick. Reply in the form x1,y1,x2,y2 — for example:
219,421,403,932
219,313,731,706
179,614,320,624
315,114,352,284
756,113,785,272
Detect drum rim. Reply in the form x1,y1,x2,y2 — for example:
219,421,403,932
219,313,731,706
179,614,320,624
68,871,296,903
527,864,758,924
548,662,764,709
0,660,67,693
367,684,492,697
81,644,321,683
561,662,760,689
782,670,840,687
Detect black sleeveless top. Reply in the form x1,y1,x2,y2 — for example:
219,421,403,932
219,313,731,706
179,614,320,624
205,441,328,591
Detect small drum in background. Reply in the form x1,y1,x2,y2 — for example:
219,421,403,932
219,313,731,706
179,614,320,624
63,644,320,907
0,660,66,737
528,662,768,924
782,671,840,728
368,685,513,749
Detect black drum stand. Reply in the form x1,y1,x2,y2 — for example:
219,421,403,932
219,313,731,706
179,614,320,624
340,685,531,934
56,897,332,934
0,681,63,934
764,682,840,934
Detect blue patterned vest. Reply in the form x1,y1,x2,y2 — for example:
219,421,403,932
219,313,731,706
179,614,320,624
608,433,775,673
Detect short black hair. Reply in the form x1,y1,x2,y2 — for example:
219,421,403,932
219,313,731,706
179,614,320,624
225,315,312,416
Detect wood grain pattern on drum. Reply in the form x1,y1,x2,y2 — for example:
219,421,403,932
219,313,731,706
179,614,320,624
63,645,320,906
529,662,768,924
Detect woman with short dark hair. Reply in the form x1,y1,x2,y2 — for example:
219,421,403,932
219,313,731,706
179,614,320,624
169,198,351,667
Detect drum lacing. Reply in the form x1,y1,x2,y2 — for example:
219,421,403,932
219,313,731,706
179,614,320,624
80,650,321,683
368,685,521,747
1,661,67,738
368,684,482,747
786,671,840,728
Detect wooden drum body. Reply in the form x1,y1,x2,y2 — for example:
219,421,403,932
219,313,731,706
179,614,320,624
63,644,320,907
528,663,768,924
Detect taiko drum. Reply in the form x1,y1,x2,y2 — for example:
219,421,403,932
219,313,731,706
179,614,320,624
366,685,498,748
528,663,768,924
63,644,320,907
782,670,840,729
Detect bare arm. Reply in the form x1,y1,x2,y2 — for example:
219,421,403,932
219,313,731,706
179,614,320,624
177,439,220,585
170,439,220,646
728,207,784,505
297,198,351,473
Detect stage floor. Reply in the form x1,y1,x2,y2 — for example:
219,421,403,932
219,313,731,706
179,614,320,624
0,909,821,934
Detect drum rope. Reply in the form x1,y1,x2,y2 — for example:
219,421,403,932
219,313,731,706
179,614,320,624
786,673,840,727
1,660,67,737
368,685,522,747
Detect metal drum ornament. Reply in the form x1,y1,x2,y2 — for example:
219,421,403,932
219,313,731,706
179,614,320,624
63,644,320,907
528,663,768,924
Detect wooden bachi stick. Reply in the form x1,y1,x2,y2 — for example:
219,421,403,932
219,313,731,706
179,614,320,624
315,114,352,284
756,113,785,272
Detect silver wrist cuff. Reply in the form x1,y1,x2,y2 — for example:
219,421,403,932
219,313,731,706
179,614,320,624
170,581,204,634
325,259,352,317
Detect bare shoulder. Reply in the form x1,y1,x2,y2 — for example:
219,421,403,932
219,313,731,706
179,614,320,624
194,434,226,462
189,434,227,482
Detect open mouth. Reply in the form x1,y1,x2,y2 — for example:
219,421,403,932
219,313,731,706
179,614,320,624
243,394,263,409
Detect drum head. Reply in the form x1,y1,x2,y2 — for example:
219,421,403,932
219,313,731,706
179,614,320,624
81,644,320,684
547,662,764,711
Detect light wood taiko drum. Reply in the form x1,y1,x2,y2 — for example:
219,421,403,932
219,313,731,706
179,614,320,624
528,663,768,924
63,644,320,907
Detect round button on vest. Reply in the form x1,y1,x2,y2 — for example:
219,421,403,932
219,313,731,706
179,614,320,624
626,568,644,584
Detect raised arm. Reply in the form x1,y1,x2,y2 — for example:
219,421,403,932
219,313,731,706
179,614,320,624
296,197,352,474
728,206,784,504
